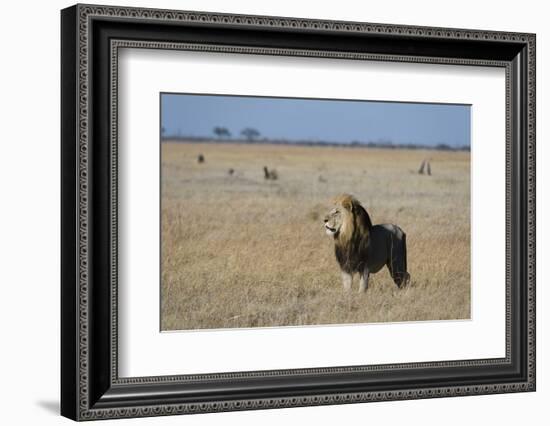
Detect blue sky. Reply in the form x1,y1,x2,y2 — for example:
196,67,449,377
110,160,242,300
161,93,471,147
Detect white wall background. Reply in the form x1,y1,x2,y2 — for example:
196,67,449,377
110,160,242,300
0,0,546,424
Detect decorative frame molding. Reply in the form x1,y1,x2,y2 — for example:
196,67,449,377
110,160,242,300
61,4,535,421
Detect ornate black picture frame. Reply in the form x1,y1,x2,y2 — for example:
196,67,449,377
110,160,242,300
61,4,536,421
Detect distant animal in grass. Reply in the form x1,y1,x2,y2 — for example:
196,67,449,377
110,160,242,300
263,166,278,180
318,175,327,183
324,194,410,292
418,159,431,175
197,154,205,163
228,168,235,175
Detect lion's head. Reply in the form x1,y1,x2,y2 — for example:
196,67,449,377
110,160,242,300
324,194,372,243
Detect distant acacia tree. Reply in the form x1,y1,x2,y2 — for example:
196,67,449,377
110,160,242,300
241,127,261,141
435,143,451,151
213,126,231,139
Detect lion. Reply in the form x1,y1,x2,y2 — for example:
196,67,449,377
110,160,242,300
324,194,410,292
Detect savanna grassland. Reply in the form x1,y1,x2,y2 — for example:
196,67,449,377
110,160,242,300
161,141,470,331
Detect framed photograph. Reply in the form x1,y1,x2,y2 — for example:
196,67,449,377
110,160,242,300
61,4,536,421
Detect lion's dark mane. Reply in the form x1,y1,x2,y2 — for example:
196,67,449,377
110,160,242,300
334,201,373,274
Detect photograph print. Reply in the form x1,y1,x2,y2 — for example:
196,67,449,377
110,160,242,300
160,93,471,331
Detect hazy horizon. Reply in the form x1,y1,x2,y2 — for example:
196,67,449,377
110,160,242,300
161,93,471,147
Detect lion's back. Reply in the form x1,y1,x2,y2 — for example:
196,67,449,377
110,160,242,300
367,224,407,272
374,224,406,240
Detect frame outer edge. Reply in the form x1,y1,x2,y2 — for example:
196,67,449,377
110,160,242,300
76,2,91,420
61,4,80,422
527,33,536,390
67,4,536,421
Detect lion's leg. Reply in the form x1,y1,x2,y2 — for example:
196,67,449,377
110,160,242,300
341,272,353,291
359,268,369,293
388,261,407,288
391,268,411,287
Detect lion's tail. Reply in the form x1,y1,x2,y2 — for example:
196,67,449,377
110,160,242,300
400,231,410,288
403,232,407,275
391,228,409,288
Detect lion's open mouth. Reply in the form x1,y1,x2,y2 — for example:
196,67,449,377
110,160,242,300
325,224,337,235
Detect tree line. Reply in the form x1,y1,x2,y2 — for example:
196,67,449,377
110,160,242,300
213,126,261,141
161,126,469,151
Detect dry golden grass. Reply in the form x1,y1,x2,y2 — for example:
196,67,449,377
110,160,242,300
161,141,470,330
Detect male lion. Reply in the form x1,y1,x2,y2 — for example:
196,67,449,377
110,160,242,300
324,194,410,292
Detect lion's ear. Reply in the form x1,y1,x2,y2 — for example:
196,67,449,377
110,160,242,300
341,198,353,212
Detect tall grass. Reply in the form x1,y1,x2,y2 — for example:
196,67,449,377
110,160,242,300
161,142,470,330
